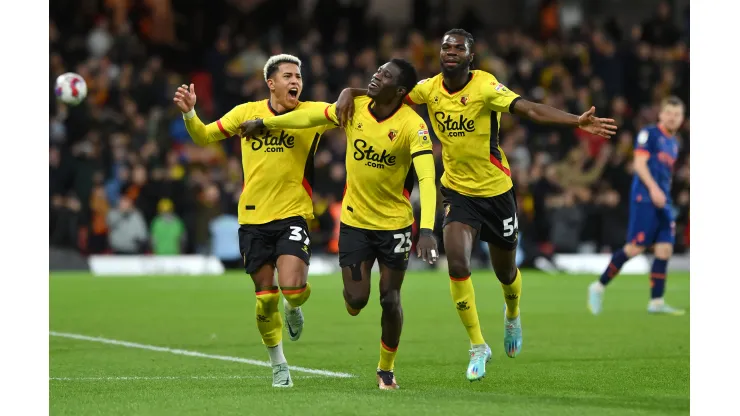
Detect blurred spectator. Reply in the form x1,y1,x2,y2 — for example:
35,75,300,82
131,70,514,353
194,184,222,254
209,213,242,268
107,197,148,255
51,193,82,250
150,198,186,255
549,190,585,253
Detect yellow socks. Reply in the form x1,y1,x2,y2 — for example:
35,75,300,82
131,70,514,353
449,276,486,345
255,287,283,347
501,269,522,319
378,340,398,371
281,282,312,309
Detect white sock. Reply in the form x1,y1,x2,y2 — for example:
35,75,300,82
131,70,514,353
283,298,297,311
649,298,664,307
592,281,605,291
267,342,287,365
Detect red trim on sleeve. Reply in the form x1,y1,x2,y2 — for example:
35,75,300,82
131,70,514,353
489,155,512,177
403,189,411,200
216,120,230,138
324,106,333,122
634,149,650,157
404,95,417,105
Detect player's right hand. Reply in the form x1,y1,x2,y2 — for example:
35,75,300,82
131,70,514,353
336,88,356,128
649,187,667,208
416,229,438,265
238,119,265,139
173,83,196,113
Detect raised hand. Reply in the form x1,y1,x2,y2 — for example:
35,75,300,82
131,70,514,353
173,83,196,113
578,106,618,138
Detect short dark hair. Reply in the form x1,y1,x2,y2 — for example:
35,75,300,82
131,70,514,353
444,28,475,50
661,95,685,109
263,54,302,82
390,58,418,95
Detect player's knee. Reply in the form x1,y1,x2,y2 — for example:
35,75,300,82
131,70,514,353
379,290,401,311
343,289,369,312
281,283,311,308
653,244,673,259
447,257,472,279
623,244,645,258
493,263,517,285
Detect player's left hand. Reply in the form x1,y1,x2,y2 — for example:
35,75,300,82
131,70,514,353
336,88,356,128
578,106,618,138
238,119,265,139
417,229,439,265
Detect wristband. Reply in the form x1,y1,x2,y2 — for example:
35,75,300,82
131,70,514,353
420,228,434,237
182,108,196,120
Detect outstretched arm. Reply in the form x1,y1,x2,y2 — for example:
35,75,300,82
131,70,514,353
174,83,237,146
183,112,234,146
239,103,337,138
512,100,617,138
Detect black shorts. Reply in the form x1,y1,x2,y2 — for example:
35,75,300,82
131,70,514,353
338,223,413,271
441,186,519,250
238,216,311,275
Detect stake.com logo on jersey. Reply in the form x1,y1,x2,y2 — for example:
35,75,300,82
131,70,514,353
353,139,396,169
249,130,296,153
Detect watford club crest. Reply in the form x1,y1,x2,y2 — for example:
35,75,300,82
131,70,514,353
460,95,469,105
388,129,398,141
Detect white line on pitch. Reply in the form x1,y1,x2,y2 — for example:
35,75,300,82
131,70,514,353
50,331,354,378
50,375,322,381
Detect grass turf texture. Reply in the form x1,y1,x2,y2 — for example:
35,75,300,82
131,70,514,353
50,270,689,416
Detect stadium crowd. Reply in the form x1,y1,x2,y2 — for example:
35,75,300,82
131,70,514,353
49,0,690,266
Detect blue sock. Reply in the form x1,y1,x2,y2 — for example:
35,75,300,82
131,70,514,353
599,249,629,286
650,259,668,299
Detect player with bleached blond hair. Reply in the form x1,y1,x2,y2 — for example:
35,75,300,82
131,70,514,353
174,54,356,388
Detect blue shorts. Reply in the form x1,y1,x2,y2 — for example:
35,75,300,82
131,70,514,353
626,202,675,246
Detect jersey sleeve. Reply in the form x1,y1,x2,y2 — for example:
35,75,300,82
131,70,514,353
409,120,434,157
262,102,337,130
482,79,521,113
184,104,249,146
322,102,340,125
407,118,436,231
634,129,656,157
405,77,432,105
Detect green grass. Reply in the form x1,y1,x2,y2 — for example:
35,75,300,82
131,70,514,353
50,270,689,416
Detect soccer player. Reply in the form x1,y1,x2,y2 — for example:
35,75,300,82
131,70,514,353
173,54,356,388
335,29,617,381
588,96,686,316
239,58,439,390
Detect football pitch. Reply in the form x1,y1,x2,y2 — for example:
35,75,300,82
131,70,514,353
50,270,689,415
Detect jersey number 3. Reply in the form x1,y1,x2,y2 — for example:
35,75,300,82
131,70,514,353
503,215,519,237
288,226,310,245
393,232,413,253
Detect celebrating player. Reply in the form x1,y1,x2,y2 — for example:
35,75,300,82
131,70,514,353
239,58,439,390
335,29,617,382
588,96,685,316
174,54,356,388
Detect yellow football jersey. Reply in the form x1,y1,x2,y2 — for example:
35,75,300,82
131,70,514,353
183,99,332,225
325,97,434,231
406,70,521,198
